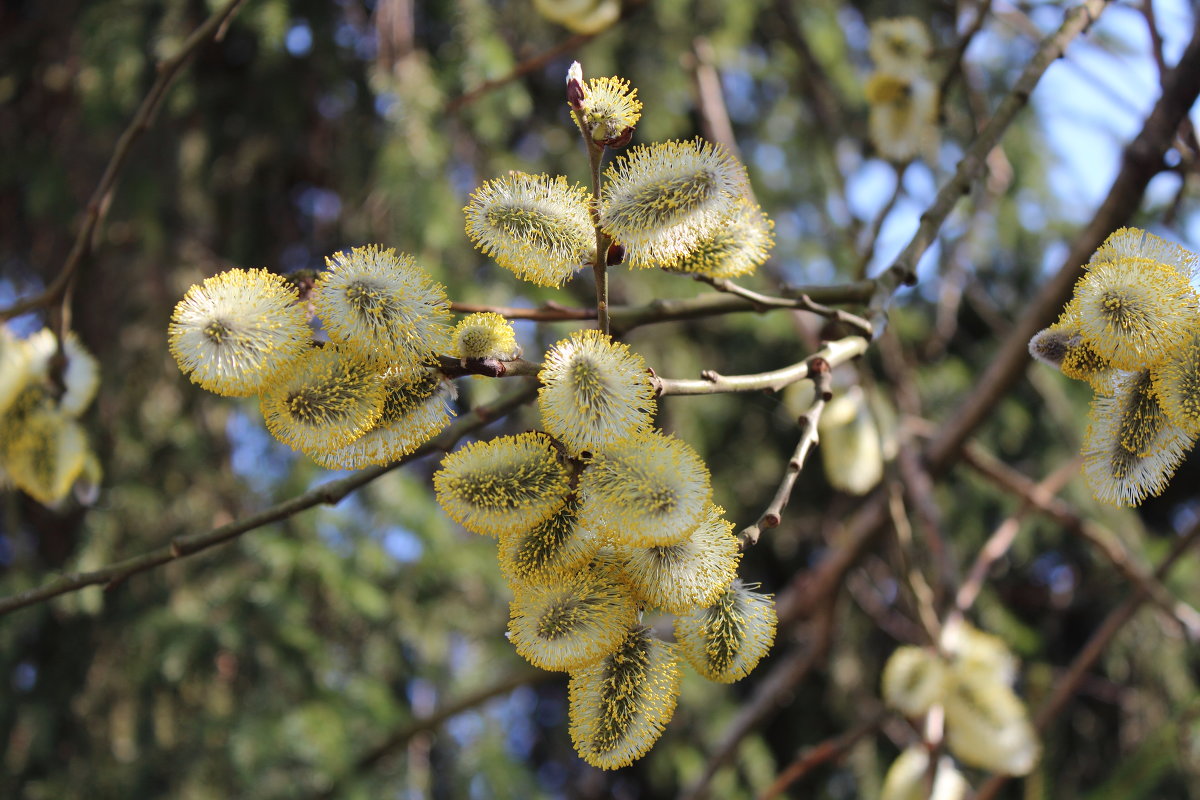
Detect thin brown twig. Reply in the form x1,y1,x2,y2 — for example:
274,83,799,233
450,280,878,331
0,0,249,322
937,0,995,103
854,165,904,280
867,0,1114,337
738,358,833,549
758,710,887,800
954,454,1078,614
960,442,1200,639
887,485,941,643
0,382,539,617
653,335,867,397
314,668,554,800
973,519,1200,800
444,33,598,115
694,276,874,337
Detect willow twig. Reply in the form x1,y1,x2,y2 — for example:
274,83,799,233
696,276,874,337
973,519,1200,800
758,710,887,800
0,0,249,321
435,354,543,379
445,33,598,115
449,301,594,321
0,381,539,617
654,336,867,397
738,358,832,549
450,280,878,330
867,0,1114,337
960,442,1200,639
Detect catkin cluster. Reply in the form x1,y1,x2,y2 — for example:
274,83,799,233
0,324,101,505
1029,227,1200,506
168,247,460,468
463,65,774,281
169,65,786,770
881,620,1040,784
433,329,777,769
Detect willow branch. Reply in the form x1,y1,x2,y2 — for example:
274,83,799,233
695,276,874,337
0,0,248,321
854,165,904,280
449,301,594,321
927,11,1200,471
739,358,832,549
867,0,1113,336
758,710,887,800
953,452,1077,615
960,442,1200,639
937,0,994,102
973,519,1200,800
435,354,542,379
654,335,867,397
450,280,877,330
0,381,539,617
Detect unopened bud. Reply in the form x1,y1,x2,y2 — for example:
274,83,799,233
566,61,586,111
606,243,626,266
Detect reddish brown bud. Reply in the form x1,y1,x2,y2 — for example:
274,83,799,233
606,243,626,266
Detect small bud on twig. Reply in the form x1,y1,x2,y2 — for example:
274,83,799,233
566,61,586,111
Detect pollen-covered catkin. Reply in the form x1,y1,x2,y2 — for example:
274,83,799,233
433,432,572,537
577,430,712,547
567,626,682,769
169,268,310,397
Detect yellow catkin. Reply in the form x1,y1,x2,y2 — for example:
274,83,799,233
433,432,571,536
567,626,681,769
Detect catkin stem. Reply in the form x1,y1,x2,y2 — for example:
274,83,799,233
574,105,613,337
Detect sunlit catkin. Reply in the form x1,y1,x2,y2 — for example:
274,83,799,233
1152,325,1200,435
433,432,571,537
537,329,656,456
601,139,748,269
674,580,777,683
1082,370,1194,506
662,198,774,278
452,312,520,362
312,245,450,366
580,75,642,143
259,346,386,456
567,626,681,769
463,172,595,287
498,496,601,587
169,268,311,397
0,324,31,418
311,367,454,470
507,559,637,671
615,503,740,614
1069,256,1198,370
1089,226,1198,279
578,430,711,547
